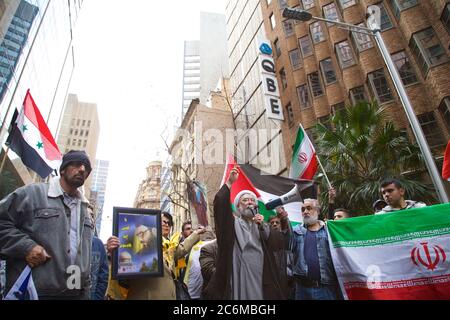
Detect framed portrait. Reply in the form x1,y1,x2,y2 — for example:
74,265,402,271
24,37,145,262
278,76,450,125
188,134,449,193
112,207,164,280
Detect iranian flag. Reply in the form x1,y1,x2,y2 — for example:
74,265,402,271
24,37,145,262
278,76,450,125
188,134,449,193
6,90,62,178
328,204,450,300
443,140,450,181
221,155,317,226
290,124,318,180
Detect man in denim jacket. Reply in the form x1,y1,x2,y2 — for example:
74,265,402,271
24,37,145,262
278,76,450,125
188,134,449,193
290,199,342,300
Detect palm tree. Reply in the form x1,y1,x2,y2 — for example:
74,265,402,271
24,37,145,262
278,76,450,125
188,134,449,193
0,170,18,200
314,101,436,216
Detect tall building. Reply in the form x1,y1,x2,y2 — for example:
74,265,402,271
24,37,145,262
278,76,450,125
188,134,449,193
181,12,230,119
90,159,110,234
226,0,287,174
170,79,235,231
134,161,162,210
56,93,100,198
160,164,172,213
260,0,450,176
0,0,83,195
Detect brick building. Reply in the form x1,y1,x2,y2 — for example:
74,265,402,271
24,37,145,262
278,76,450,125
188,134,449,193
262,0,450,167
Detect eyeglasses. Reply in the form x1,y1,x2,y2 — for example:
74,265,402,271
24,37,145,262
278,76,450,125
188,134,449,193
162,220,171,226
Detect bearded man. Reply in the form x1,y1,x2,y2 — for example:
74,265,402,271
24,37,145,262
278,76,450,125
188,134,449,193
203,168,289,300
290,199,342,300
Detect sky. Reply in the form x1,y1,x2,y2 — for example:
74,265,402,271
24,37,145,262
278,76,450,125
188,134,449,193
68,0,227,242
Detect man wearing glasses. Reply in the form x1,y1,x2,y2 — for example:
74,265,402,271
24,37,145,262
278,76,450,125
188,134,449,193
290,199,341,300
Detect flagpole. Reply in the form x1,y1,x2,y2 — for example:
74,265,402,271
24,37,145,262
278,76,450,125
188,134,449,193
0,146,10,177
315,154,333,190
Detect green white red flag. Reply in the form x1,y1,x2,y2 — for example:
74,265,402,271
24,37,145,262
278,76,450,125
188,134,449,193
221,155,317,226
289,125,318,180
327,204,450,300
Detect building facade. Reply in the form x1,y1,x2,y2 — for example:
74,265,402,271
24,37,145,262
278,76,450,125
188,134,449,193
134,161,162,210
0,0,83,195
170,79,235,232
90,159,110,234
56,93,100,198
182,40,201,119
261,0,450,173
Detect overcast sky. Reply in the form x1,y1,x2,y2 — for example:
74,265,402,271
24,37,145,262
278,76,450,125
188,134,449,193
69,0,227,242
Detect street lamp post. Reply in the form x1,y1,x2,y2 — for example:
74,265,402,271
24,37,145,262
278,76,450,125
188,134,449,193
283,7,449,203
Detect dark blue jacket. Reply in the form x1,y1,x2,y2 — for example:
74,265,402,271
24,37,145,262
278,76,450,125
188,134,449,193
90,237,109,300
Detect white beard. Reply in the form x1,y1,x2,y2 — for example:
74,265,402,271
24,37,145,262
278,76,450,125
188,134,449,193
238,206,257,219
303,216,318,226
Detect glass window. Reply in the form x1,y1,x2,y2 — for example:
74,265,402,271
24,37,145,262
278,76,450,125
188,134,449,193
280,68,288,89
308,72,324,98
410,27,449,75
388,0,419,20
439,97,450,128
299,35,313,58
289,49,302,70
320,58,337,85
368,69,394,104
286,103,295,126
83,140,87,148
310,22,325,43
74,130,78,136
302,0,315,10
323,2,340,26
335,41,356,69
274,38,282,57
283,20,294,37
418,112,446,148
332,102,346,116
82,120,86,126
349,86,368,105
378,2,394,31
86,130,89,137
318,115,332,130
391,51,418,86
352,23,374,52
442,4,450,33
338,0,357,10
87,121,91,127
297,85,311,109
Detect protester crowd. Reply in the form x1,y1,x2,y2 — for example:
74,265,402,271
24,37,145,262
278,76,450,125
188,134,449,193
0,151,432,300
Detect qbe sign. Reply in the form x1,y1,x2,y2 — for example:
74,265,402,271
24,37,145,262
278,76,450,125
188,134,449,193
259,41,284,121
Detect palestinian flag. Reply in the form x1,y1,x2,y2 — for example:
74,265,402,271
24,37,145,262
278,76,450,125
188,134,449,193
6,90,62,178
443,140,450,181
328,204,450,300
221,155,317,226
289,124,318,180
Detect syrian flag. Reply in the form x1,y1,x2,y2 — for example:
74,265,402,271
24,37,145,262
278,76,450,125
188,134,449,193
443,140,450,181
290,124,318,180
4,266,38,300
221,155,317,226
6,90,62,178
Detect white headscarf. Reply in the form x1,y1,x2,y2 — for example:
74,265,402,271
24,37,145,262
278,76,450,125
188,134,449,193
233,190,257,211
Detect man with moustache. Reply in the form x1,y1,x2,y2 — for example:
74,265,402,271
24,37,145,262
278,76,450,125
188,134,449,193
290,199,341,300
0,150,94,300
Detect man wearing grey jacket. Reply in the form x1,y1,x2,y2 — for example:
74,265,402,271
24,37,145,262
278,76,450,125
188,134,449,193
0,150,94,300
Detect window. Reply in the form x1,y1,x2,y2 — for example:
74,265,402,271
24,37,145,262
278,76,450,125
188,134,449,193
280,68,288,89
320,58,337,85
83,140,87,148
349,86,368,105
299,35,313,58
289,49,302,70
270,13,276,30
335,41,356,69
80,130,84,136
318,115,332,131
391,51,418,86
302,0,315,10
274,38,282,57
351,23,374,52
410,27,449,75
418,112,446,148
442,3,450,33
74,130,78,136
72,139,77,145
378,2,393,31
323,2,340,26
78,139,82,147
338,0,357,10
332,102,346,116
70,129,73,135
297,85,311,109
77,119,80,126
310,22,325,43
286,103,294,126
368,69,394,104
389,0,418,20
308,72,324,98
87,121,91,127
85,130,89,137
82,120,86,126
439,97,450,128
283,20,294,37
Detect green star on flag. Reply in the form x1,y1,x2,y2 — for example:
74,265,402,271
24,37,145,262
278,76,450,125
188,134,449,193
36,142,44,149
22,124,28,132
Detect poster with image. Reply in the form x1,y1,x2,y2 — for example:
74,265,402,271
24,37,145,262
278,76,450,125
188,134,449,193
112,207,163,280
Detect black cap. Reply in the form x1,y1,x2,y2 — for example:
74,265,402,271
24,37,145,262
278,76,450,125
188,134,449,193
60,150,92,175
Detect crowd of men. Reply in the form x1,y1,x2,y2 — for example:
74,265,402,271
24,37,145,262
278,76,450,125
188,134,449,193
0,151,428,300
